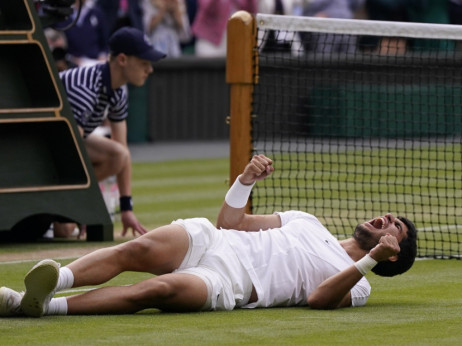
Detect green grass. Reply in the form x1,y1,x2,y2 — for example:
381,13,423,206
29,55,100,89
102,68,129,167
1,157,462,344
130,158,230,231
0,260,461,345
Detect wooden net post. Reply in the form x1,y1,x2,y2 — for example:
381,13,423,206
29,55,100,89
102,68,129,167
226,11,257,213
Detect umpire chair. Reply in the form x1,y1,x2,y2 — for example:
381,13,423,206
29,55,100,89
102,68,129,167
0,0,113,241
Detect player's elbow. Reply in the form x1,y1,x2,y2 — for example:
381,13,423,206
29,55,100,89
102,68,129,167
217,212,249,231
307,293,349,310
307,295,336,310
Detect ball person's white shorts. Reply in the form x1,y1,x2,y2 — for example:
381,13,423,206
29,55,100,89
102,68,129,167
172,218,253,311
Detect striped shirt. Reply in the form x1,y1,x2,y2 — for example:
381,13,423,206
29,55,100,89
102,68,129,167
59,62,128,137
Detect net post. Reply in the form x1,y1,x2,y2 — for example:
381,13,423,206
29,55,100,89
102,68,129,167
226,10,257,213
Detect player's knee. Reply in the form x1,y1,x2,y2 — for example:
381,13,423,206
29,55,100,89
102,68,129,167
131,280,176,306
149,281,173,300
117,238,152,260
110,142,129,169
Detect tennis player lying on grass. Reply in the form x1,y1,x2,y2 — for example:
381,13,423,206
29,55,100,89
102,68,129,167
0,154,417,317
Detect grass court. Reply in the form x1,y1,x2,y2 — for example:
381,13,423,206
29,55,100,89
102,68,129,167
1,157,461,345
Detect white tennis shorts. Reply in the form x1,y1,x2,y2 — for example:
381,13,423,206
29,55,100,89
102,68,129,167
172,218,253,311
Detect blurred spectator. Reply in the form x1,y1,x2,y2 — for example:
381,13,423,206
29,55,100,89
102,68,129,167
52,47,77,72
140,0,191,57
301,0,365,53
56,0,109,67
44,27,68,51
44,28,76,72
258,0,300,14
363,0,452,53
258,0,301,53
182,0,198,54
192,0,258,57
303,0,363,19
96,0,144,33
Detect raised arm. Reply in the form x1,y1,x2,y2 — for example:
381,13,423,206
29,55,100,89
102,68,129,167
307,234,401,309
216,154,280,231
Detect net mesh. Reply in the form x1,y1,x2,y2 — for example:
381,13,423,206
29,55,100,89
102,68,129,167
251,14,462,258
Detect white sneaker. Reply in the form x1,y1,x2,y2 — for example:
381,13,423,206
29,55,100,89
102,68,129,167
0,287,24,317
20,259,60,317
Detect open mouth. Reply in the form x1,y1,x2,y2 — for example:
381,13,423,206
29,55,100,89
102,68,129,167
370,217,386,229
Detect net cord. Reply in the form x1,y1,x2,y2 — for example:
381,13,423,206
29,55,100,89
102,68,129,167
256,13,462,40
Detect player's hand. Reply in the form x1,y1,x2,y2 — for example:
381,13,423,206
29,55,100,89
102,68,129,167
240,154,274,185
369,233,400,262
121,211,148,237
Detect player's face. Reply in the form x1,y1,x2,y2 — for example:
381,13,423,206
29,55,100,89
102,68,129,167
353,213,408,251
124,56,154,87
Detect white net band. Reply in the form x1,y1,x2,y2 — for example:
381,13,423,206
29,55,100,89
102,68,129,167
256,13,462,40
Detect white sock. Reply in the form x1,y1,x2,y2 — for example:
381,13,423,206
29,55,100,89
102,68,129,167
45,297,68,315
56,267,74,291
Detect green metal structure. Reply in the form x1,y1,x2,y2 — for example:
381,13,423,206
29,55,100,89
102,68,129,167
0,0,113,241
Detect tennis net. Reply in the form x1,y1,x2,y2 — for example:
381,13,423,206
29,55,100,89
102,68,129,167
227,13,462,258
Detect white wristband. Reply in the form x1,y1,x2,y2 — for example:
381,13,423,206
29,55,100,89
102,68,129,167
354,254,378,276
225,175,255,208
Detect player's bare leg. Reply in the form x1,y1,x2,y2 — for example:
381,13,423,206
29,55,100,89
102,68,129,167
67,224,191,287
66,273,208,314
84,134,128,181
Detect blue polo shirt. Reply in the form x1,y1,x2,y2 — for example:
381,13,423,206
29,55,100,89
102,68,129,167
59,62,128,137
62,4,109,60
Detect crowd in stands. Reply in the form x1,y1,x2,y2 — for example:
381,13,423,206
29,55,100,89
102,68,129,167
44,0,462,69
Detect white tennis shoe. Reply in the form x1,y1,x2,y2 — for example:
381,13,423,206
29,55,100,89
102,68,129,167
20,259,60,317
0,287,24,317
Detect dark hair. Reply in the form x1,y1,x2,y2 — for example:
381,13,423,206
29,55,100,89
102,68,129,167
371,216,417,277
52,47,67,61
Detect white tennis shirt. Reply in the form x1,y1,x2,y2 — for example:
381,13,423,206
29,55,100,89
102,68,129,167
222,210,371,308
